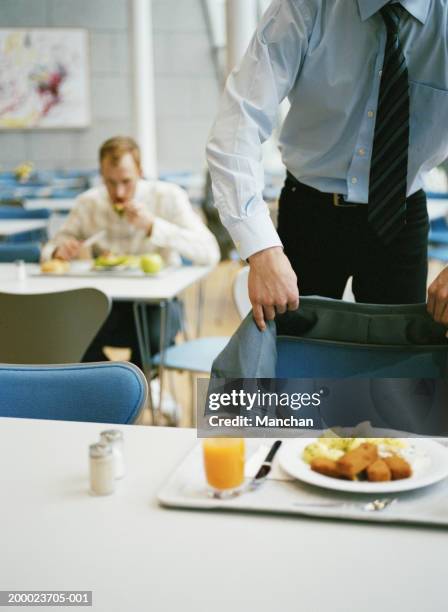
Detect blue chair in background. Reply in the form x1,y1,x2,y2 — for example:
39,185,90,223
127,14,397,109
0,362,147,424
429,216,448,244
0,241,41,262
0,205,50,243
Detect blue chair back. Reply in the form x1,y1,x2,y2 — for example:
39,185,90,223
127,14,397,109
0,241,41,263
276,337,447,378
0,362,147,423
0,206,50,219
0,205,50,243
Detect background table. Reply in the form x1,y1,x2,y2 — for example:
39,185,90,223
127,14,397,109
0,263,212,303
0,219,48,237
0,417,446,612
24,198,76,213
428,198,448,221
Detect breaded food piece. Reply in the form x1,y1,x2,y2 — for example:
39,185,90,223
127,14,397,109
367,459,391,482
336,443,378,479
310,457,341,478
40,259,69,274
384,454,412,480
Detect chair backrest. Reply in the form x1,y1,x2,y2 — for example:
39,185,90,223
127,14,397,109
276,337,447,378
0,206,50,219
0,288,111,364
232,266,251,319
0,206,50,243
0,362,147,423
275,297,448,378
0,242,41,263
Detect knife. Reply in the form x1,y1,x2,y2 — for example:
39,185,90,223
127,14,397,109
249,440,282,490
82,230,106,248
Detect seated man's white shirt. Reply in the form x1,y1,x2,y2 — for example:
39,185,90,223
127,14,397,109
42,179,220,266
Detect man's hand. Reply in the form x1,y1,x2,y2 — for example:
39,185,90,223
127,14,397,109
54,239,82,261
427,267,448,325
248,246,299,331
123,201,154,234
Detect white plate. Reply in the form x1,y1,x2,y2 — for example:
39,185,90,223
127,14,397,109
278,438,448,494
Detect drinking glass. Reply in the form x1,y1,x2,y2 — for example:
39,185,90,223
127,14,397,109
202,437,245,498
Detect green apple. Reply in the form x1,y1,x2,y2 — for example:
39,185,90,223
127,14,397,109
140,253,163,274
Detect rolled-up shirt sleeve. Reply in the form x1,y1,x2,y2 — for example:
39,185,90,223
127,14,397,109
206,0,311,260
41,196,87,261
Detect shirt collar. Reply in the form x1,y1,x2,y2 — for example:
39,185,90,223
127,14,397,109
357,0,430,24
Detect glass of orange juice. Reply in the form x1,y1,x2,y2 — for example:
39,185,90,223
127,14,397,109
202,438,245,498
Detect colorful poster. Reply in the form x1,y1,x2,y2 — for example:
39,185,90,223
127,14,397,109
0,28,90,129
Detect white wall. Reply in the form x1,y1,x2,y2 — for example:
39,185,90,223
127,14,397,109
0,0,221,176
152,0,221,174
0,0,134,171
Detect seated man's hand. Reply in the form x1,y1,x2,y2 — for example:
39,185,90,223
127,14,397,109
54,239,82,261
427,267,448,325
123,201,154,235
248,246,299,331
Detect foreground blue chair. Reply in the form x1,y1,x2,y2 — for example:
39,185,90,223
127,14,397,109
210,298,448,435
0,241,40,262
276,336,447,378
0,362,147,423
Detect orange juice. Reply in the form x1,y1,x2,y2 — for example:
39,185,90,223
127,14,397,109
203,438,245,491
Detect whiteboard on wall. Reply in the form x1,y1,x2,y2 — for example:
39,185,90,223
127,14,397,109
0,28,90,129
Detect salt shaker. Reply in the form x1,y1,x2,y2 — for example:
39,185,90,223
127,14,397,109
100,430,125,479
89,443,115,496
15,259,27,281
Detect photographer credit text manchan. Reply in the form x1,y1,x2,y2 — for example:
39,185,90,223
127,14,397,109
208,414,315,428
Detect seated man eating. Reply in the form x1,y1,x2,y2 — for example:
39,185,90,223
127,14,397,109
42,136,220,368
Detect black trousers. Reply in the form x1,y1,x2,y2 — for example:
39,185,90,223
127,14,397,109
82,300,182,370
277,175,429,304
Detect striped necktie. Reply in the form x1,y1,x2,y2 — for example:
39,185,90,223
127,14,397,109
367,3,409,244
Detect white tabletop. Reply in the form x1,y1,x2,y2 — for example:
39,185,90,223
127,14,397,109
0,417,446,612
428,198,448,221
24,198,76,212
0,219,48,236
0,263,213,302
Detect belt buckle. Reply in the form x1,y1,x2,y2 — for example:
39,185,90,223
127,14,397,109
332,193,358,208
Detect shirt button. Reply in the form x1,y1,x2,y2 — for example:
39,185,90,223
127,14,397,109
378,70,382,77
351,177,358,184
358,148,365,156
367,110,374,118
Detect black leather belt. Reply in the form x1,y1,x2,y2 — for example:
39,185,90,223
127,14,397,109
286,172,362,208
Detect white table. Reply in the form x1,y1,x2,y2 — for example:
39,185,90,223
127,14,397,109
428,198,448,221
0,417,446,612
24,198,76,212
0,263,212,304
0,219,48,237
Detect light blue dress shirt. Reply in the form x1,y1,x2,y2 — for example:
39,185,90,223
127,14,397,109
206,0,448,260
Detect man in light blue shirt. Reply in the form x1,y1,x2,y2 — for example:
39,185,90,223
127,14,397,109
207,0,448,329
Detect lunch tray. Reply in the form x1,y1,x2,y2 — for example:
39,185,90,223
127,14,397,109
32,266,172,280
157,441,448,528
